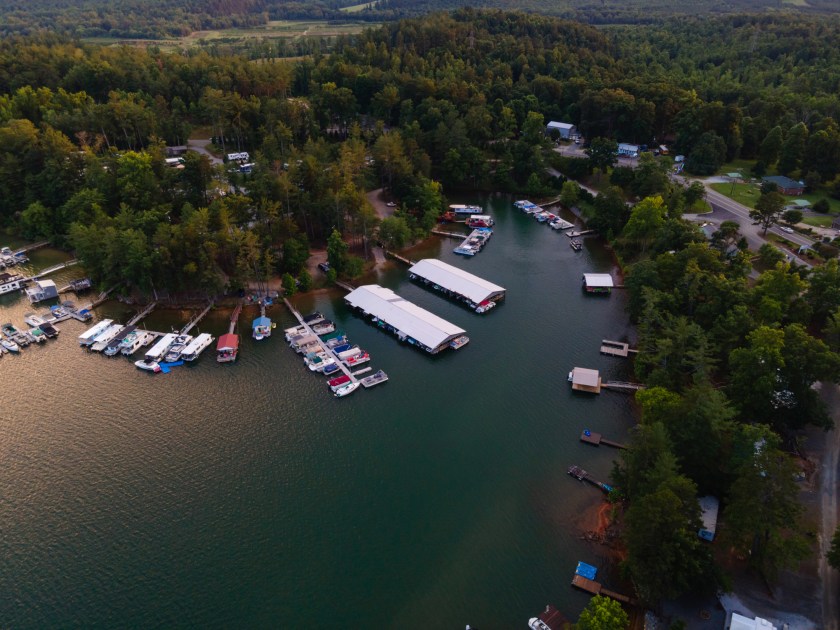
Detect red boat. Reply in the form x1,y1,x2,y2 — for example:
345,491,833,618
327,374,351,391
344,351,370,366
466,214,494,228
437,211,457,223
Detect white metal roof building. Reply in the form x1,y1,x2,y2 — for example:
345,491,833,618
617,143,640,157
546,121,577,139
408,259,505,312
582,273,614,294
344,284,466,353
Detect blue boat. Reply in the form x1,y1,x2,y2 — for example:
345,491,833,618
252,315,272,340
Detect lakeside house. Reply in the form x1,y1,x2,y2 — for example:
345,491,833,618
617,143,640,158
762,175,805,196
546,121,577,139
698,496,719,541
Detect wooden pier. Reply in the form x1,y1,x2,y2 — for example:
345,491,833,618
127,301,157,326
431,229,466,240
181,301,214,334
567,465,613,494
599,340,638,358
571,574,637,606
579,430,627,449
334,279,355,292
283,298,358,385
228,303,242,334
13,241,50,256
22,259,79,282
603,381,645,393
566,229,597,238
384,250,415,266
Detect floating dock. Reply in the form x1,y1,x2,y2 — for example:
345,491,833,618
127,301,157,326
344,284,467,354
181,301,214,335
599,340,637,358
579,429,626,449
567,465,613,494
453,228,492,256
567,230,597,238
431,229,466,240
408,258,505,314
569,367,602,394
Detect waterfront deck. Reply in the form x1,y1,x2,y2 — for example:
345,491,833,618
571,574,637,606
567,465,613,494
599,339,638,358
569,367,602,394
602,381,645,393
579,430,626,449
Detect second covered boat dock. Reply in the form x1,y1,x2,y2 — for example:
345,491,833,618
407,258,505,314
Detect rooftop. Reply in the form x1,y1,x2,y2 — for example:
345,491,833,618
583,273,614,288
345,284,465,350
408,258,505,304
762,175,804,189
547,121,575,129
571,367,601,388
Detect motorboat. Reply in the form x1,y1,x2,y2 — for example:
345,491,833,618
23,313,47,327
334,382,360,397
327,374,351,392
475,300,496,314
134,359,161,373
311,319,336,335
164,334,192,362
284,325,307,341
449,335,470,350
1,338,20,353
360,370,388,388
343,351,369,367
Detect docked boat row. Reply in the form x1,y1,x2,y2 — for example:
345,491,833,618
1,319,53,354
514,200,574,231
0,271,26,295
454,228,492,256
0,246,28,269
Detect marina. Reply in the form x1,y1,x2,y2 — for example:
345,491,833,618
344,284,468,354
408,258,505,314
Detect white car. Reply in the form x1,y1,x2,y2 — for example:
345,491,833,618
780,226,795,234
385,202,396,207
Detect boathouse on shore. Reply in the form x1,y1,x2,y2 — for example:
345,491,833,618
344,284,466,354
582,273,614,294
408,258,505,312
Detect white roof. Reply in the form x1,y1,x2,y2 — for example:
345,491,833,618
547,121,575,129
345,284,465,350
183,333,213,355
583,273,614,288
408,259,505,304
572,367,600,387
618,143,640,151
36,279,57,288
78,319,113,341
729,613,777,630
146,333,177,360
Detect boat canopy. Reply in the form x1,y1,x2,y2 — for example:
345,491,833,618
217,333,239,350
408,258,505,304
252,316,271,329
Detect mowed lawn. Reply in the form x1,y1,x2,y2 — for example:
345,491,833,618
710,182,761,208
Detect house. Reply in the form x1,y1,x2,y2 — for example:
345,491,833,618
762,175,805,196
25,279,59,303
698,496,719,541
617,143,640,158
546,121,577,139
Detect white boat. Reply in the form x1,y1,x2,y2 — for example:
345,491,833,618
23,313,47,327
336,346,361,360
449,335,470,350
343,351,370,367
164,334,192,362
121,331,156,356
145,332,177,362
449,204,483,215
78,319,113,346
134,359,161,373
305,353,336,372
284,325,307,341
180,333,214,361
311,320,336,335
0,272,25,295
334,382,360,397
28,328,47,343
90,324,124,352
1,338,20,353
360,370,388,388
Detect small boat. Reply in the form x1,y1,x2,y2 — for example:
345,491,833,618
302,311,325,326
49,304,68,318
23,313,47,327
343,351,370,367
475,300,496,314
305,353,336,372
570,239,583,251
336,345,361,361
360,370,388,388
322,363,340,375
28,328,47,343
449,335,470,350
466,214,494,228
69,278,92,292
311,319,336,335
216,333,239,363
1,322,20,337
39,322,59,338
134,359,161,373
1,338,21,352
327,374,351,392
325,335,348,349
164,334,193,362
284,325,307,341
252,316,272,340
334,382,360,397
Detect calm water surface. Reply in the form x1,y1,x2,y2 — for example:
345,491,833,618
0,195,636,628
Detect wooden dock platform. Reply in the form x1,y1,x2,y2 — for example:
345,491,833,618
599,340,638,358
431,229,466,239
334,280,355,292
566,229,597,238
22,259,79,282
181,301,214,334
568,465,613,494
13,241,50,255
580,430,626,449
127,301,157,326
384,250,415,266
603,381,645,393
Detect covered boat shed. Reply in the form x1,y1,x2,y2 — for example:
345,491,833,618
582,273,614,294
570,367,602,394
408,258,505,312
344,284,466,354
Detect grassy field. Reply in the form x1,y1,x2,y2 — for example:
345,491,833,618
340,2,376,12
716,158,759,177
710,182,761,208
81,20,373,52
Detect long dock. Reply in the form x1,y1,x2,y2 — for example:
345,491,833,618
181,301,214,334
334,280,355,293
228,303,242,334
599,340,638,358
12,241,50,256
566,230,597,238
603,381,645,393
571,574,637,606
283,298,358,385
567,465,613,494
127,301,157,326
384,250,415,266
22,259,79,282
580,430,627,449
431,229,466,239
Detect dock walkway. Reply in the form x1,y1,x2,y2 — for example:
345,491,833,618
22,259,79,282
431,229,465,240
599,340,638,358
13,241,50,255
228,304,242,334
580,430,626,449
334,280,355,293
571,574,637,606
566,230,597,238
181,301,214,334
603,381,645,392
384,250,415,266
283,298,358,385
127,301,157,326
568,465,613,494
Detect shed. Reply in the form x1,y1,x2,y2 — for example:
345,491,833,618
762,175,805,196
617,143,640,158
345,284,466,354
546,121,577,139
698,495,719,541
570,367,602,394
216,333,239,352
582,273,614,294
25,279,59,303
788,199,811,208
408,258,505,310
728,613,778,630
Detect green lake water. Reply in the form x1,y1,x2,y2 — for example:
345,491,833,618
0,194,637,628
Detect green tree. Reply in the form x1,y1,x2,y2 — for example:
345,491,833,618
758,126,784,166
685,131,726,175
782,209,803,225
560,180,580,208
326,229,349,276
632,153,670,198
586,137,618,172
622,195,667,254
777,122,809,176
758,243,785,267
298,268,312,292
575,595,629,630
282,272,296,296
750,191,785,235
378,216,411,249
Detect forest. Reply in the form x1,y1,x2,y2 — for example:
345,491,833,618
2,9,840,608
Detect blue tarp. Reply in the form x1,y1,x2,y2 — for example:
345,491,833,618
576,561,597,580
158,360,184,374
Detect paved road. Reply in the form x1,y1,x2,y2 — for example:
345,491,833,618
186,138,223,166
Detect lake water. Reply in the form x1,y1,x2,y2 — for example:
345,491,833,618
0,194,637,628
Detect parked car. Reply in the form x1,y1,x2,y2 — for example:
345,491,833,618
781,227,795,234
385,201,396,207
318,262,330,272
